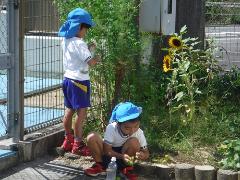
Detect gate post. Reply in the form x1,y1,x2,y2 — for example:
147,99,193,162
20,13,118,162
7,0,24,142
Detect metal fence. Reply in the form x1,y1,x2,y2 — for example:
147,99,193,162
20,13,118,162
23,0,108,133
23,0,64,133
0,0,65,140
0,0,109,141
205,1,240,70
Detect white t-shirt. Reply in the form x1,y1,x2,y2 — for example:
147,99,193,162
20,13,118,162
104,122,147,149
62,37,92,81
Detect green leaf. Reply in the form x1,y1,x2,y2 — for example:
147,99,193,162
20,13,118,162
180,25,187,34
236,163,240,168
183,61,191,71
236,141,240,145
174,92,184,102
161,48,169,51
195,88,202,94
234,153,239,161
172,104,184,112
234,146,240,152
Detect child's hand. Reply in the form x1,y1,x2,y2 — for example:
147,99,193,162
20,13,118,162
123,154,136,166
126,156,135,166
136,151,145,160
95,55,101,63
123,154,131,163
88,42,96,52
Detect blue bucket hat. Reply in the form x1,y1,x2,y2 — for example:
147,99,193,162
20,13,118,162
109,102,142,123
58,8,95,39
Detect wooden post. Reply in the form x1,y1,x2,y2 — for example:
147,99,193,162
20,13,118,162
175,164,195,180
217,169,238,180
195,165,216,180
155,164,174,180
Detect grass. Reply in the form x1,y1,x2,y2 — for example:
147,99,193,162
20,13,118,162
141,101,240,168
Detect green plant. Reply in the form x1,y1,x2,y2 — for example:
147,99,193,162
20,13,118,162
54,0,141,126
164,26,218,124
218,139,240,170
209,67,240,103
53,1,240,163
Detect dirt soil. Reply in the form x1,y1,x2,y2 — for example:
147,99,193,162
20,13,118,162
151,146,218,168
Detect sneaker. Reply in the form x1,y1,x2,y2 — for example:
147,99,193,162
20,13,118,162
84,163,106,176
56,134,74,156
71,141,91,156
120,166,138,180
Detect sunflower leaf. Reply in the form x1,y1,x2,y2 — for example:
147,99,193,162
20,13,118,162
174,92,184,102
183,61,190,71
161,48,169,51
180,25,187,34
172,104,184,111
195,88,202,94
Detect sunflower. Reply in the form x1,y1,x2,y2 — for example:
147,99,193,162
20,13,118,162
168,36,183,49
163,55,171,72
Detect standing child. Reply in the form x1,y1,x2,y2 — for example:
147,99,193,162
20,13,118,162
84,102,149,180
56,8,99,156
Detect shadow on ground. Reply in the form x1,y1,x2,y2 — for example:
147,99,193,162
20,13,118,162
0,154,153,180
0,155,105,180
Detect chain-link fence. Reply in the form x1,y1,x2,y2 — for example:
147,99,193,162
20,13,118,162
205,1,240,70
0,0,8,138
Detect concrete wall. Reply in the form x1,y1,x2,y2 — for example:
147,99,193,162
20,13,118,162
18,128,64,162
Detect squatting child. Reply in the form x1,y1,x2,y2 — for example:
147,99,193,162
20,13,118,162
84,102,149,179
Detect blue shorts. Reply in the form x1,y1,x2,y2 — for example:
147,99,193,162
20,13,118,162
102,146,126,170
62,78,91,109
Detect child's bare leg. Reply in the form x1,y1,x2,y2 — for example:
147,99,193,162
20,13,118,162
122,137,140,156
63,108,74,134
86,132,103,162
71,108,91,155
74,108,87,140
56,108,75,155
84,133,106,176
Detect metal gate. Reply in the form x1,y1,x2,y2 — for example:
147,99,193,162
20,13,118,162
0,0,24,141
0,0,64,141
0,1,8,139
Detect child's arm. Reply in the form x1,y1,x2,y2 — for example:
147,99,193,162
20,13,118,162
136,148,149,160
